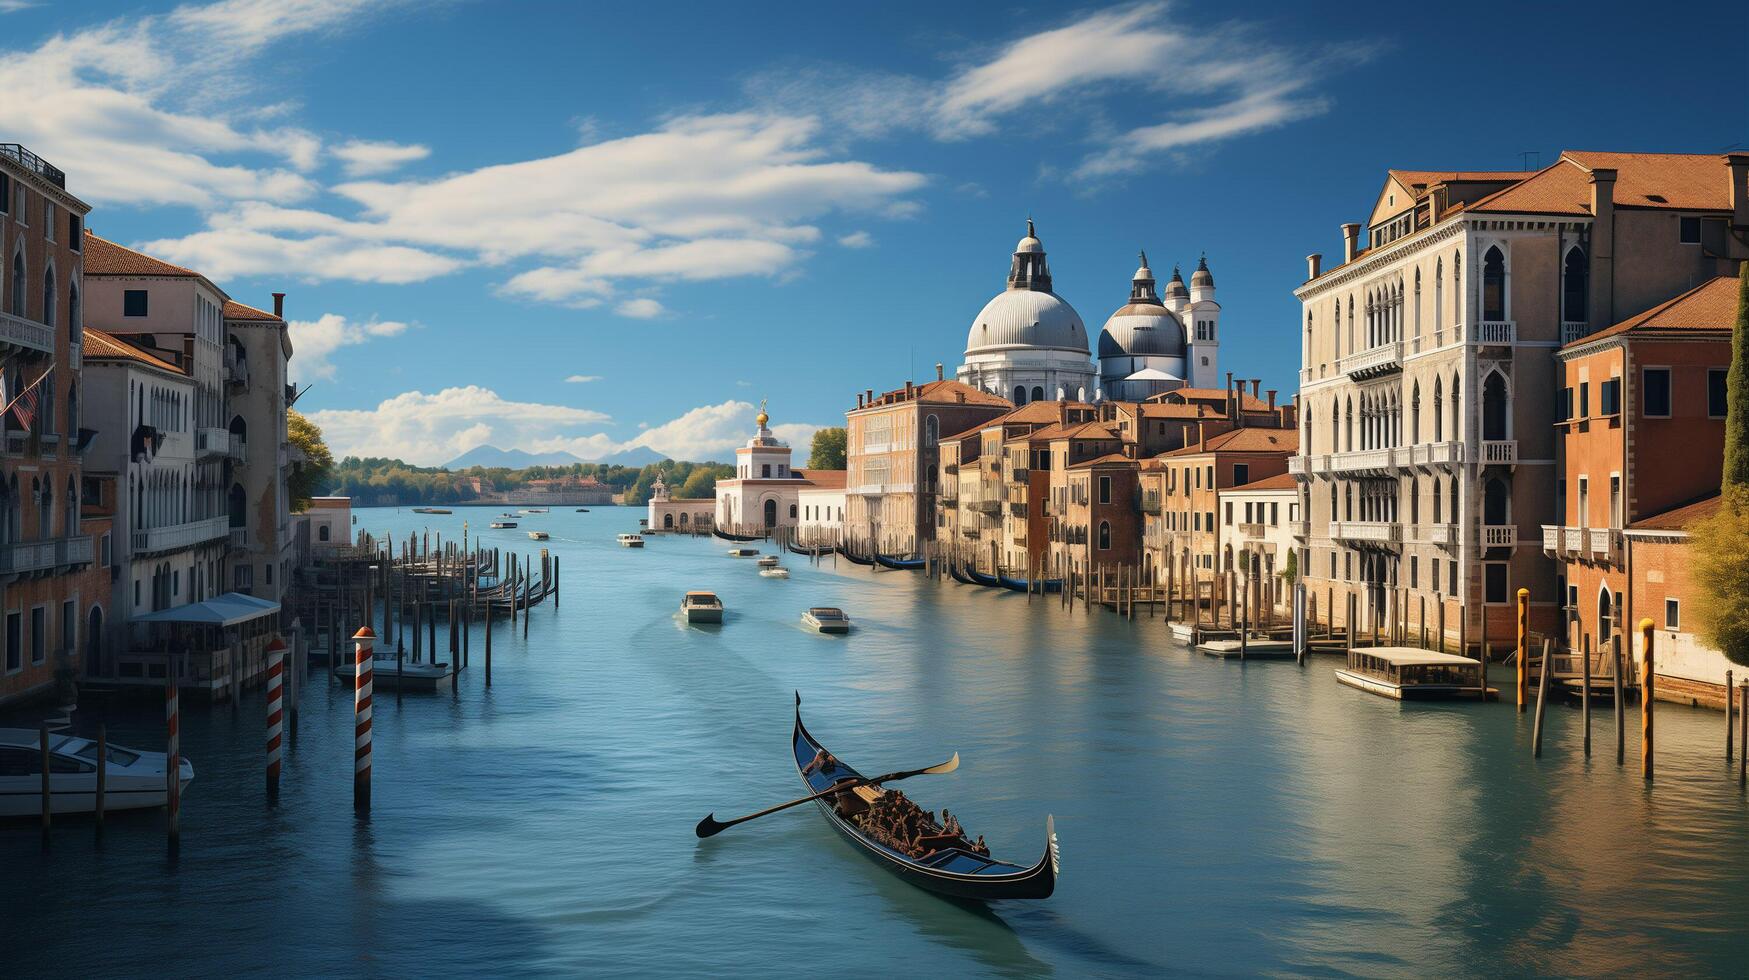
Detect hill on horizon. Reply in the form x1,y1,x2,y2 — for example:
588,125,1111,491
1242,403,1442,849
444,444,670,469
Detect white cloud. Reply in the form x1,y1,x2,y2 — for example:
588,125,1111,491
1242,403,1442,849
0,2,39,13
564,374,601,384
837,230,873,248
331,138,430,176
287,313,412,383
615,298,666,319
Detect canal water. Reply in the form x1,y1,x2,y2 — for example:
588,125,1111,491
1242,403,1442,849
5,506,1747,977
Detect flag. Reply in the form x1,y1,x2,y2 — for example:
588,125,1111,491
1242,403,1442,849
3,364,50,431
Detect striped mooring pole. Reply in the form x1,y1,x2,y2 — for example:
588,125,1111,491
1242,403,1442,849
353,627,375,812
166,656,180,847
265,636,286,802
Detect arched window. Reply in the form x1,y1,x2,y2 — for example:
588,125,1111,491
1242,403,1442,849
1482,246,1506,321
1449,375,1461,442
36,476,52,538
228,483,246,528
1333,298,1342,357
86,606,104,677
68,281,80,343
42,266,55,329
9,249,23,317
1305,312,1313,367
789,503,797,519
1484,477,1509,527
1482,371,1509,441
1597,585,1614,647
318,523,330,541
1411,382,1422,442
1031,385,1044,403
1098,521,1111,550
1434,259,1444,331
1344,396,1353,451
924,415,939,448
1013,385,1026,405
762,498,777,528
1433,479,1443,523
64,475,77,536
1563,246,1588,325
1413,269,1422,337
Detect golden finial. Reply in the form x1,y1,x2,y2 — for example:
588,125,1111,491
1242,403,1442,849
756,398,769,428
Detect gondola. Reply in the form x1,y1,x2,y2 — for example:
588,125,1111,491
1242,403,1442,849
965,566,1003,588
787,540,831,558
713,527,766,543
874,552,926,571
836,546,875,566
793,697,1057,901
947,561,976,585
997,572,1065,594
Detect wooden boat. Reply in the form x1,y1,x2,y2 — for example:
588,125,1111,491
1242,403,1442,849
0,727,193,817
760,567,790,579
713,527,766,543
334,653,452,692
793,698,1056,900
787,540,830,558
965,566,1002,588
997,571,1064,594
726,547,759,558
756,555,781,568
490,521,517,529
528,531,549,541
681,591,723,624
947,562,976,585
618,533,645,548
874,553,926,571
801,607,851,634
1334,647,1495,700
836,546,874,566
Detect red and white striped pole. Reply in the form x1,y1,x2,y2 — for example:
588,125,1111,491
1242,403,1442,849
353,627,374,811
265,636,286,801
166,655,180,847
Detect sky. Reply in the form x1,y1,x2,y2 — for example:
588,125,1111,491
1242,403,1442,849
3,0,1743,464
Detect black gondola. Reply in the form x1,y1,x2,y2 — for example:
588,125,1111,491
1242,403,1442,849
947,562,976,585
836,546,875,566
965,566,1002,588
713,527,767,543
874,553,926,571
997,572,1065,594
787,540,831,558
793,698,1057,901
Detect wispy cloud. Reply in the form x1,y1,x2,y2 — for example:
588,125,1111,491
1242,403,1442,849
287,313,412,383
331,138,430,176
615,297,666,319
564,374,601,384
837,230,874,248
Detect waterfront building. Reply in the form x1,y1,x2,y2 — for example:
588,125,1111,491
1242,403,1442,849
0,142,108,708
795,470,845,545
845,373,1010,554
1544,273,1739,705
935,399,1094,572
1293,151,1749,642
646,474,714,532
300,495,353,553
1622,495,1734,708
957,221,1097,404
505,475,615,506
222,296,296,600
1217,473,1300,616
1143,427,1297,590
1038,419,1128,577
714,403,846,536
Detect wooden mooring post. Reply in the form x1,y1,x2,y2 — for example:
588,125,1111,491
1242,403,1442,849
166,658,180,850
1612,634,1626,766
1725,668,1734,762
1640,618,1655,781
266,637,285,802
1581,633,1592,757
1532,639,1552,758
1515,588,1530,713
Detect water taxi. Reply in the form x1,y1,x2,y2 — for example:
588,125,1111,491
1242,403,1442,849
0,727,194,816
801,607,851,634
489,521,517,529
681,591,724,624
756,555,781,568
727,547,759,558
575,508,590,513
411,507,452,515
1335,647,1493,700
521,507,549,514
760,567,790,579
618,533,644,548
528,531,549,541
334,653,453,692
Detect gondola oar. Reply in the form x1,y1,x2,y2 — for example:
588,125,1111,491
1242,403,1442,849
694,753,960,839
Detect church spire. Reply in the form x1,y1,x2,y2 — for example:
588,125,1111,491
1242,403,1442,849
1007,218,1052,292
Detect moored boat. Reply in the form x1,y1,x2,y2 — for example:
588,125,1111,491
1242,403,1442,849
760,567,790,579
836,546,874,566
618,533,645,548
786,540,830,558
792,699,1056,900
713,527,766,543
965,566,1002,588
997,571,1064,593
521,507,549,514
874,553,926,571
0,727,194,817
528,530,549,540
411,507,452,515
726,547,759,558
490,521,517,529
756,555,781,568
334,653,453,692
681,591,724,624
947,562,976,585
1335,647,1495,700
801,607,851,633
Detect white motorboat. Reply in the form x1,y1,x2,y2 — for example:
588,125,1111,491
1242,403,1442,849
490,521,517,529
0,727,193,817
756,555,781,568
618,533,645,548
727,547,759,558
521,508,549,514
1335,648,1494,701
333,652,453,692
760,567,790,579
681,591,724,624
528,531,549,540
802,607,852,634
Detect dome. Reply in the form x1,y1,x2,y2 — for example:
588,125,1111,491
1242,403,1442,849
967,289,1088,354
1190,254,1214,288
1015,217,1043,254
1164,265,1189,299
1098,305,1185,358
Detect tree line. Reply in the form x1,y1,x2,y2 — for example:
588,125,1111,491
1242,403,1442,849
320,456,735,507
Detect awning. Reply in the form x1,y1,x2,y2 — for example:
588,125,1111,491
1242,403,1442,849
130,592,281,627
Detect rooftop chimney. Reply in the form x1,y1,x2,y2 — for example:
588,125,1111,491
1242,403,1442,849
935,362,944,382
1267,389,1277,412
1341,222,1361,263
1197,422,1206,451
272,292,285,318
1727,154,1749,228
905,380,914,399
1306,253,1322,280
865,388,874,406
1250,379,1260,399
857,393,864,409
1588,168,1618,328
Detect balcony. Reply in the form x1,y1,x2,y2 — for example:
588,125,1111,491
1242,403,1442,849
1425,523,1457,548
1288,456,1309,477
974,498,1001,514
1560,321,1590,346
1237,522,1268,540
226,356,251,390
1482,524,1518,548
1476,320,1516,345
0,535,93,576
1330,521,1402,545
1409,441,1464,469
0,143,67,188
228,438,248,464
1326,448,1394,476
130,516,229,556
1291,519,1310,539
229,527,251,551
1481,440,1517,466
1140,497,1161,515
196,427,230,458
1337,340,1404,379
0,310,55,357
1588,527,1622,563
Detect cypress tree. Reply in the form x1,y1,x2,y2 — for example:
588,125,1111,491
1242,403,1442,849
1723,262,1749,491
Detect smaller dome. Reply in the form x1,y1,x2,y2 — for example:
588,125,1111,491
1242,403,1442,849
1015,217,1042,254
1191,254,1214,288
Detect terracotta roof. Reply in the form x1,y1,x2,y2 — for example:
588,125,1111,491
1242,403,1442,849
1629,493,1721,531
1223,473,1299,493
859,379,1012,410
1161,427,1298,457
223,300,280,322
81,327,185,374
1135,402,1223,419
1152,387,1273,413
1388,169,1536,190
796,469,847,490
1470,151,1738,216
1570,274,1740,347
83,232,202,278
1068,452,1136,470
1055,421,1122,440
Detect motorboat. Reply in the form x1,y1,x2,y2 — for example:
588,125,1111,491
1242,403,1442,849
801,607,852,634
1335,647,1494,700
521,508,550,514
411,507,452,515
760,567,790,579
490,521,517,529
618,533,645,548
727,548,759,558
0,727,194,817
756,555,781,568
528,531,549,541
334,652,453,692
576,508,590,513
681,591,724,624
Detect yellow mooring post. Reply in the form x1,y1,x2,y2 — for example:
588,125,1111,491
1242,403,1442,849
1516,588,1530,713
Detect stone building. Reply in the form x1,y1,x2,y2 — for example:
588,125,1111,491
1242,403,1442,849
1216,473,1300,616
647,474,714,532
1143,426,1297,593
222,296,296,601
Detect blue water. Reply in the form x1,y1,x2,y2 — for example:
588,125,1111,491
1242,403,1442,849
5,506,1747,977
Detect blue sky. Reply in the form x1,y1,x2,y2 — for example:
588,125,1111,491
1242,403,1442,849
3,0,1742,463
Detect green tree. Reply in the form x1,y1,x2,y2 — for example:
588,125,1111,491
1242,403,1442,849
287,410,334,511
1725,264,1749,488
808,427,847,470
1280,548,1297,586
1694,265,1749,667
679,464,730,498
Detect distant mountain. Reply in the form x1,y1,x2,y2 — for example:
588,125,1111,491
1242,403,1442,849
444,445,589,469
444,444,671,469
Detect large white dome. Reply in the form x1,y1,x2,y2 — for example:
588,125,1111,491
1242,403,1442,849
1098,303,1185,358
966,289,1088,355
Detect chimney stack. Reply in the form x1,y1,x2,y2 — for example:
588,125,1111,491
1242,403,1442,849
1197,422,1206,451
1588,168,1618,328
935,362,944,382
1341,223,1361,263
865,388,874,406
857,393,864,409
272,292,285,318
1727,154,1749,229
1267,389,1277,412
1429,184,1451,226
1305,253,1322,280
1250,379,1260,399
905,380,914,399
